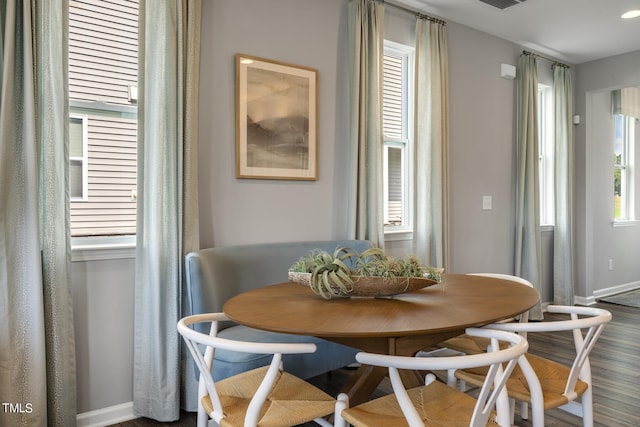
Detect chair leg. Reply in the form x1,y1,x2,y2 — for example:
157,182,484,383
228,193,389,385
197,403,209,427
334,393,349,427
520,400,528,420
509,398,515,424
579,390,593,427
558,398,590,426
196,374,210,427
425,373,437,385
529,398,545,427
494,389,512,427
446,368,457,388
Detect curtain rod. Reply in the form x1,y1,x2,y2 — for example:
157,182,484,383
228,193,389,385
379,0,446,25
522,50,570,69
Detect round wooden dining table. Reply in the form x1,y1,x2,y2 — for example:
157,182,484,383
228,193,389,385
223,273,539,405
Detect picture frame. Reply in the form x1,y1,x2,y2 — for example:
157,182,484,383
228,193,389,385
236,53,318,180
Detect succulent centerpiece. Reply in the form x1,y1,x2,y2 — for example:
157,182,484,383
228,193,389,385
288,247,443,299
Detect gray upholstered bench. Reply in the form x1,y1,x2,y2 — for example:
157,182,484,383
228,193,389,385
183,239,373,382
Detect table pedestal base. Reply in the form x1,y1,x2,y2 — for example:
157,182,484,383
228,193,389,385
331,330,464,406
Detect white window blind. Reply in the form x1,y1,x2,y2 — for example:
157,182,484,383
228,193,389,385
612,86,640,118
383,54,404,139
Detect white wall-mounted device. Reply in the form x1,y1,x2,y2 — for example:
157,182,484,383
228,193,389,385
500,63,516,80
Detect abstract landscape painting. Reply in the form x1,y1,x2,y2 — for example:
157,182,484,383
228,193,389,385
236,54,317,180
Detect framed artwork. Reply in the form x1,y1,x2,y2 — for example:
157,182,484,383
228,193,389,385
235,53,318,180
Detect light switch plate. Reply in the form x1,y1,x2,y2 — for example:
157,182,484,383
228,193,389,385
482,195,492,210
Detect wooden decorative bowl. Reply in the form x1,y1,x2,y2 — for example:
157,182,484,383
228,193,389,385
288,271,439,298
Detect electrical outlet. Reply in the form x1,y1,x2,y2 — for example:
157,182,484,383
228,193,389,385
608,259,613,271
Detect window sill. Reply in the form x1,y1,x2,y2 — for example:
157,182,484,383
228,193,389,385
71,236,136,262
384,228,413,242
612,220,640,228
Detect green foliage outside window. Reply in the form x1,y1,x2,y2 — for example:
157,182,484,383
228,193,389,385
614,154,621,219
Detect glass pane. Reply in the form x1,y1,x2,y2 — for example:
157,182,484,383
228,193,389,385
537,85,554,225
70,159,83,199
613,114,632,220
386,146,403,226
614,114,623,162
69,117,84,157
614,115,622,219
614,173,621,220
69,0,138,237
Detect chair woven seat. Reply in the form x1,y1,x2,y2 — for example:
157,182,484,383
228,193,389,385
341,381,501,427
455,353,589,411
440,335,496,355
203,366,335,427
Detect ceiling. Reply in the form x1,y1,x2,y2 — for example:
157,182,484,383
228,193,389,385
395,0,640,64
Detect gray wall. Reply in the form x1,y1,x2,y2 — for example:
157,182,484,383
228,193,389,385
73,0,639,416
197,0,543,277
446,22,521,275
574,50,640,301
72,257,135,414
198,0,352,247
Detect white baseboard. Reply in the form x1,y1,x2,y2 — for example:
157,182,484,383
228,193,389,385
593,280,640,299
77,402,136,427
573,280,640,306
574,295,594,306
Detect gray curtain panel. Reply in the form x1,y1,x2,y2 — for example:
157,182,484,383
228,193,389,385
347,0,385,247
514,54,543,320
414,17,449,270
0,0,77,425
133,0,201,421
553,65,575,305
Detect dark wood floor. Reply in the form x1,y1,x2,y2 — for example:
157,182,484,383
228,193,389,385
111,301,639,427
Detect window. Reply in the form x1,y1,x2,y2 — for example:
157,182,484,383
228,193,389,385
538,84,554,226
69,114,88,201
69,0,138,239
383,41,414,234
614,114,635,221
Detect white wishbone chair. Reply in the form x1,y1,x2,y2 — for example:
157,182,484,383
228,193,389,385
335,328,529,427
178,312,337,427
441,273,535,357
454,305,612,427
425,273,535,418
